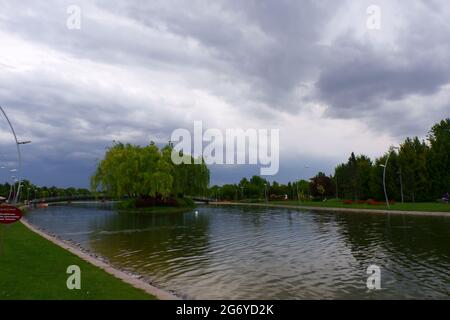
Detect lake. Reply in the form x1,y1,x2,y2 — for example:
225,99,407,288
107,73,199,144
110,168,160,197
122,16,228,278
25,204,450,299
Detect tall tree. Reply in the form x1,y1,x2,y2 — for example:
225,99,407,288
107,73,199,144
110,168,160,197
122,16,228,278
428,119,450,199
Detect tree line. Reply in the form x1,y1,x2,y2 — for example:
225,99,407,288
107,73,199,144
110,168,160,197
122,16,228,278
335,119,450,202
209,118,450,202
0,180,91,202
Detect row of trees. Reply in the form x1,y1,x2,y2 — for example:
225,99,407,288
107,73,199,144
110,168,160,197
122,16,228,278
91,142,210,199
208,175,314,201
0,179,91,202
210,118,450,202
335,119,450,202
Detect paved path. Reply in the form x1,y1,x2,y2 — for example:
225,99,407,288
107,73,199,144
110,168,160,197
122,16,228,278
210,202,450,218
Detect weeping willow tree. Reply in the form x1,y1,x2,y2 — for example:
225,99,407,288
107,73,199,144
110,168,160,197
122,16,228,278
91,142,209,199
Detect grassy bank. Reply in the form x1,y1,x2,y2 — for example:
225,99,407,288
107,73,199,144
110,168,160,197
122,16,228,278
255,199,450,212
117,197,196,214
118,206,195,214
0,222,155,300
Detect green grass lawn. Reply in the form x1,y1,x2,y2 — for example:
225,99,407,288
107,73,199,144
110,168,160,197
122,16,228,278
0,222,156,300
255,199,450,212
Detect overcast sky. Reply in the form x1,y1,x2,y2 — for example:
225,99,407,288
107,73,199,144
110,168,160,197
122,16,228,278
1,0,449,187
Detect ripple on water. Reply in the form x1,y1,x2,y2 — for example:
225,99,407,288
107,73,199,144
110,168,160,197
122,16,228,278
26,205,450,300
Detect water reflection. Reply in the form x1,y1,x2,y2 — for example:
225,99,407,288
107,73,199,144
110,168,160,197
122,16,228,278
333,213,450,299
26,204,450,299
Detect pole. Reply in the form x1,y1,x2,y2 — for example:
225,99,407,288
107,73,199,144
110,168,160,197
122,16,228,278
7,183,13,203
0,106,22,204
399,169,404,204
335,174,339,200
382,150,392,210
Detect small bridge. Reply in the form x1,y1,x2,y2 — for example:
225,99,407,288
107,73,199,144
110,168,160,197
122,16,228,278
29,195,215,206
188,196,214,204
29,194,116,205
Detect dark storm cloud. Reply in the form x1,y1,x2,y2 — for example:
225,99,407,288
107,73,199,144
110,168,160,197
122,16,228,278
102,0,338,107
0,0,336,108
3,1,449,119
313,1,450,136
1,0,450,186
103,0,450,126
317,55,449,114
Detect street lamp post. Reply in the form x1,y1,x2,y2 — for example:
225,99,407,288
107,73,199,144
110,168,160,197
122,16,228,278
0,106,31,204
7,181,13,203
6,170,16,202
335,173,339,200
12,177,18,202
398,168,404,204
304,165,312,200
380,146,399,210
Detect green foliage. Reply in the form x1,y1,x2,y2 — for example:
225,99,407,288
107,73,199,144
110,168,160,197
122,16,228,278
209,176,269,201
0,179,95,202
91,142,210,199
295,180,310,200
117,199,137,209
398,137,430,202
117,196,195,209
209,118,450,204
428,119,450,199
176,196,195,207
334,118,450,202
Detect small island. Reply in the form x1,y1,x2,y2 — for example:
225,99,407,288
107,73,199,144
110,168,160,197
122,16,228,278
90,142,210,214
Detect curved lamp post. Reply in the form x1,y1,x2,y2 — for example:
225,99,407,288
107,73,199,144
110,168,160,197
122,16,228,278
304,165,311,200
0,106,31,204
380,146,399,210
7,178,14,202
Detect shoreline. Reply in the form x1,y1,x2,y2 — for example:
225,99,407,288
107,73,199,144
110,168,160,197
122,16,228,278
209,202,450,218
20,218,180,300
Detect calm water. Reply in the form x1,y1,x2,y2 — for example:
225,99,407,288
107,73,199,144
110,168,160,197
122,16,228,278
26,204,450,299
